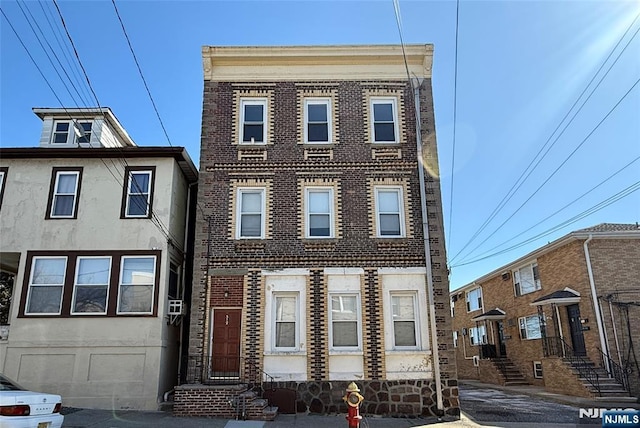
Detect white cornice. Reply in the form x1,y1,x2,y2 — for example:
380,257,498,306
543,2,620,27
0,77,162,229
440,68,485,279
202,44,433,81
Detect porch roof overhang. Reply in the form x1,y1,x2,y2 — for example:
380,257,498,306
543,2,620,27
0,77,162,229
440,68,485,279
471,308,506,321
530,287,581,307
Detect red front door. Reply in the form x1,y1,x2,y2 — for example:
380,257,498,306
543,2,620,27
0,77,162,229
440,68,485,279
211,309,241,375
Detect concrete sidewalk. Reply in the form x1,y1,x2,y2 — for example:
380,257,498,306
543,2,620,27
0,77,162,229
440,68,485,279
61,409,475,428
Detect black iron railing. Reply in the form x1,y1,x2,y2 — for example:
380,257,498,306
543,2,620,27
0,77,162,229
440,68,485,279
597,348,630,392
542,336,600,395
185,355,275,391
480,343,497,359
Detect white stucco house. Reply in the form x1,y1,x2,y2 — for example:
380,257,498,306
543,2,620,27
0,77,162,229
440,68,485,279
0,107,198,410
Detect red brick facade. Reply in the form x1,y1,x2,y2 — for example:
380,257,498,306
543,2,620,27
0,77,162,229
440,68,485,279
185,46,458,417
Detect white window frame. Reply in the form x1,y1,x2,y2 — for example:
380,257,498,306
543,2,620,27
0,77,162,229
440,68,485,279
50,120,92,145
533,361,543,378
75,121,92,145
240,98,267,144
328,293,361,351
466,287,483,312
272,292,299,351
514,262,541,296
370,97,399,144
125,170,153,218
25,256,67,315
304,98,332,144
390,292,419,349
374,186,405,238
236,188,266,239
116,256,156,315
469,325,487,346
71,256,111,315
50,170,80,218
305,187,334,239
519,315,542,340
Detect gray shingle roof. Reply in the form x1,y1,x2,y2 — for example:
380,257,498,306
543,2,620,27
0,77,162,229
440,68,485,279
574,223,640,233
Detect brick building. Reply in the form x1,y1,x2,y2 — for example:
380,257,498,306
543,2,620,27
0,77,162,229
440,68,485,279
451,223,640,401
176,45,458,419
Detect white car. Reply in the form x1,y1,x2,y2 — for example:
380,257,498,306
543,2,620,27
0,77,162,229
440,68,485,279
0,374,63,428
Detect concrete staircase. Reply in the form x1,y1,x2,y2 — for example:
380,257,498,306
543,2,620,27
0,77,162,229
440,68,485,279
235,389,279,421
491,357,529,386
564,359,636,402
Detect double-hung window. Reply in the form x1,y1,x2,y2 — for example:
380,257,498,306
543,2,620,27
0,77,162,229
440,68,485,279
123,168,154,218
329,294,360,349
514,263,541,296
469,325,486,345
274,294,298,350
240,99,267,144
375,187,404,237
237,188,265,239
48,168,81,219
51,120,92,144
391,293,418,348
519,315,542,340
371,98,398,143
304,99,331,143
72,257,111,314
466,287,483,312
117,256,156,314
75,121,92,144
306,188,333,238
25,257,67,315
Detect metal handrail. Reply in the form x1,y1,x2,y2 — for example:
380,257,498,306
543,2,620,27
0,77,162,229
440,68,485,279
184,355,275,392
597,348,630,392
542,336,600,395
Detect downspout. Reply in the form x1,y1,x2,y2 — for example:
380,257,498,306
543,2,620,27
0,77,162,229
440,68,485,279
413,78,444,412
583,235,610,372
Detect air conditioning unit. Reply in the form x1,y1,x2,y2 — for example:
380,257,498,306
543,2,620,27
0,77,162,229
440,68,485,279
461,328,468,336
472,355,480,367
168,300,184,316
501,272,511,281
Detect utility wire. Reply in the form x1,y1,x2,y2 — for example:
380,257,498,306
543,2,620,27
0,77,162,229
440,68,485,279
37,0,94,107
452,180,640,267
110,0,173,147
455,76,640,264
450,11,640,264
447,0,461,258
460,155,640,262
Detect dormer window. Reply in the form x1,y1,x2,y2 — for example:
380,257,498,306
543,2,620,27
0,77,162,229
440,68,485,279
51,120,92,145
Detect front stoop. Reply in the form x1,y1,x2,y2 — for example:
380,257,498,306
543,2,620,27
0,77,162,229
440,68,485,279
565,360,636,401
491,358,529,386
173,384,278,420
238,390,279,421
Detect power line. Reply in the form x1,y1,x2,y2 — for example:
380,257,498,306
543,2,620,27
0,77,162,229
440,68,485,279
447,0,461,258
15,0,90,107
449,12,640,264
452,180,640,268
458,154,640,263
455,76,640,264
110,0,173,147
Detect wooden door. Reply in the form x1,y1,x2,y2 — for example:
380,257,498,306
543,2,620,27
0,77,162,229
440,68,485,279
211,309,241,375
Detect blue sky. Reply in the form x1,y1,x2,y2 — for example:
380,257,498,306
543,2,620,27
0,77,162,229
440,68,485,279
1,0,639,290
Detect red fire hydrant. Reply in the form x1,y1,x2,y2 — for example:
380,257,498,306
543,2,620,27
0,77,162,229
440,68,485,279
343,382,364,428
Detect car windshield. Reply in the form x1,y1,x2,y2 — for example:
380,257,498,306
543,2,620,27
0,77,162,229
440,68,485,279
0,374,25,391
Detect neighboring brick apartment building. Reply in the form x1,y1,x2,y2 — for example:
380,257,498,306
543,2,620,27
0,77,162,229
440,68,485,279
451,223,640,401
177,45,458,418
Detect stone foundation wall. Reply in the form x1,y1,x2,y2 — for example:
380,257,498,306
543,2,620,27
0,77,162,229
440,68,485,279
270,379,459,417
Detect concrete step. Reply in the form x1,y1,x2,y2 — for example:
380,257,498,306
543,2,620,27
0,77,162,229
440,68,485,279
260,406,278,421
